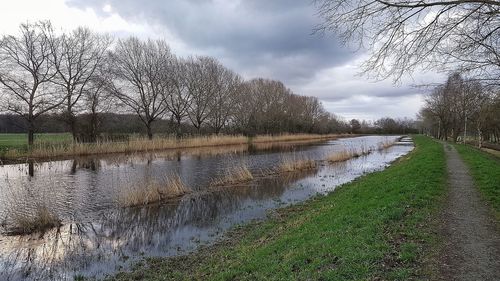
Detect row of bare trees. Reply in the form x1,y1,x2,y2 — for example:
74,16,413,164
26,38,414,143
0,21,344,146
418,73,500,146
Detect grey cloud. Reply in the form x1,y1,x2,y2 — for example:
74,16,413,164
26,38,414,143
66,0,355,83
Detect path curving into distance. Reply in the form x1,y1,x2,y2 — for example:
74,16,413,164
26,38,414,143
438,144,500,280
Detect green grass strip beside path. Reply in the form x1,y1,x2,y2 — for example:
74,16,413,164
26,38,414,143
455,144,500,219
110,136,446,281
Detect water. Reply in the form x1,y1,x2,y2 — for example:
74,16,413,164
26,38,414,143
0,136,413,280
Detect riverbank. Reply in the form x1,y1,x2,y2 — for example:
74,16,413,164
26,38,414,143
0,133,344,162
108,135,446,280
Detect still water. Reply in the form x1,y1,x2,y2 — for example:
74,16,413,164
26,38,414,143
0,136,413,280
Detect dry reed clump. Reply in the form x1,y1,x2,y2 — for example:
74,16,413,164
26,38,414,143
278,156,317,173
377,139,395,151
2,183,61,235
211,164,254,186
8,133,340,160
6,205,62,235
327,149,355,163
117,174,191,207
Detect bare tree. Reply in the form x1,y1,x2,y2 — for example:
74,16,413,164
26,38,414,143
51,27,112,141
207,65,241,134
82,59,115,142
164,56,192,137
315,0,500,83
185,56,217,132
0,21,65,146
108,37,171,140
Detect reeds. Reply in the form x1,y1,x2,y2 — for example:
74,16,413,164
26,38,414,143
211,164,254,186
4,133,340,160
327,149,355,163
2,183,61,235
278,156,317,173
6,205,61,235
377,139,395,151
116,174,191,207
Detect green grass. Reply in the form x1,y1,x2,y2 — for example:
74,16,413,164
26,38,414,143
455,144,500,218
0,133,71,152
109,135,447,281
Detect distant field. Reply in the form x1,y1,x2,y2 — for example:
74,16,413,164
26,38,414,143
0,133,72,151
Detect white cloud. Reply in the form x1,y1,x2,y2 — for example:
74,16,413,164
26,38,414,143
0,0,154,35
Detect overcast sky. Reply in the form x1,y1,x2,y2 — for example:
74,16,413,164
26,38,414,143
0,0,442,121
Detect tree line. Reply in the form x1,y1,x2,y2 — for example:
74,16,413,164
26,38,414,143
0,21,357,146
418,73,500,146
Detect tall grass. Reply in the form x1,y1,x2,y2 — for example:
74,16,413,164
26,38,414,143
1,182,61,235
211,164,254,186
328,139,396,163
2,133,340,160
278,155,317,173
116,174,191,207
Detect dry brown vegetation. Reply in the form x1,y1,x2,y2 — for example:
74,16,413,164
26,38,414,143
327,149,355,163
278,156,317,173
377,139,395,151
6,205,61,235
328,139,396,163
211,164,254,186
4,133,340,160
116,174,191,207
1,184,61,235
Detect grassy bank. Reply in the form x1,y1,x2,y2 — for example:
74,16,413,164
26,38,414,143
454,144,500,218
0,133,340,160
109,135,446,280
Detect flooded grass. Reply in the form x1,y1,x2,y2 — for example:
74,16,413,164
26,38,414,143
327,149,356,163
1,183,61,235
110,136,446,280
278,156,317,172
116,174,192,207
211,164,254,186
2,133,340,160
327,139,396,163
377,139,396,151
5,205,61,235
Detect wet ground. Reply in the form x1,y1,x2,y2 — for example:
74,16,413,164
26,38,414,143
0,136,413,280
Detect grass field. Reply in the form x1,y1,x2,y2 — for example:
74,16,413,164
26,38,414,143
108,136,447,280
455,144,500,218
0,133,72,150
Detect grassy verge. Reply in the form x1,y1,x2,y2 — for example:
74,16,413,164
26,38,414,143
454,144,500,218
109,135,446,280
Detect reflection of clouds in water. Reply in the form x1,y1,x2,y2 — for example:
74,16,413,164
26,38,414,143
0,136,412,280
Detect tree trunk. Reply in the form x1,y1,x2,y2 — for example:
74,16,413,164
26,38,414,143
90,113,98,143
176,118,182,138
27,121,35,147
146,124,153,140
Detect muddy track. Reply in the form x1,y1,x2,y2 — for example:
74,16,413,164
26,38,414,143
438,144,500,280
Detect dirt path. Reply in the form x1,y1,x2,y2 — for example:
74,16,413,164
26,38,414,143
438,144,500,280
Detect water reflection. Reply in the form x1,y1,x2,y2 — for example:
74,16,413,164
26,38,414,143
0,136,413,280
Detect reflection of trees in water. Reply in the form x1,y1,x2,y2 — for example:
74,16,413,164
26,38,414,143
0,169,317,281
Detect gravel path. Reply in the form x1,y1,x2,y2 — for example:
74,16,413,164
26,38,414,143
438,144,500,280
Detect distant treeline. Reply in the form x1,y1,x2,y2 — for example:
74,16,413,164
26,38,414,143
0,113,418,139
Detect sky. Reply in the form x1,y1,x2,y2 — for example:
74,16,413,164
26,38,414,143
0,0,442,121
